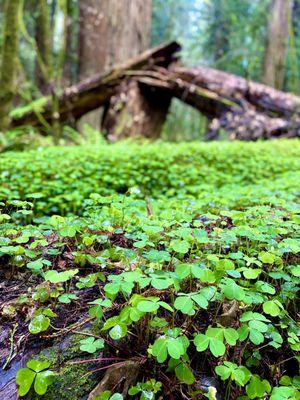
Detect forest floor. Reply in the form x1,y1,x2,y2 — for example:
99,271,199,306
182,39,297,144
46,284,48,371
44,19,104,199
0,140,299,400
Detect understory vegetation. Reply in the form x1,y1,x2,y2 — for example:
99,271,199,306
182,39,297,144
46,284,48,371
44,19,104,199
0,140,299,400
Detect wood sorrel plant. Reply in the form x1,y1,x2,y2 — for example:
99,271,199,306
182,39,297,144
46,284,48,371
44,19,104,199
0,141,298,399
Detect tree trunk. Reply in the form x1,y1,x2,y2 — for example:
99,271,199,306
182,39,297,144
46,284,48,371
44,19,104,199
211,0,230,64
78,0,152,78
262,0,293,89
78,0,154,135
63,0,78,86
78,0,109,129
172,66,300,117
35,0,53,94
0,0,22,132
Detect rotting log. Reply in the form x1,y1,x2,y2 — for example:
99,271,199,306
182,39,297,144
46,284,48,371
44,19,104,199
11,43,300,140
135,69,300,140
11,41,180,129
170,66,300,139
171,66,300,117
102,79,172,141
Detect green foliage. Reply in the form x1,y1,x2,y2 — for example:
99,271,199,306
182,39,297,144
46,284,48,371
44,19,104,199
44,269,78,283
201,0,269,81
0,141,298,399
79,337,105,354
195,326,239,357
91,391,123,400
129,379,162,400
16,359,55,396
215,361,251,386
0,140,299,217
9,97,49,120
29,314,51,335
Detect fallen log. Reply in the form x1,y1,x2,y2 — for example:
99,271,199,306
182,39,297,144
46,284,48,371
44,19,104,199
172,66,300,118
168,66,300,139
135,69,300,140
11,41,180,128
11,43,300,140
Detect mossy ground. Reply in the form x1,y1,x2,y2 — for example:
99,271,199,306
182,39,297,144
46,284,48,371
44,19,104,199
31,333,99,400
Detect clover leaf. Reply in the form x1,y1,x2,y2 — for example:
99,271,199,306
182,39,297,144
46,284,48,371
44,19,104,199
79,337,105,353
151,333,189,363
215,361,251,386
16,359,55,396
44,269,78,283
29,314,50,334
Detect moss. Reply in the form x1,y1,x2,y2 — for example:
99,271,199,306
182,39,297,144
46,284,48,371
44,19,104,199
34,363,96,400
31,332,99,399
91,320,104,337
0,0,22,131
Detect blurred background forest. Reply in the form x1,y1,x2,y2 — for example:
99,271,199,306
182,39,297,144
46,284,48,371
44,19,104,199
0,0,299,147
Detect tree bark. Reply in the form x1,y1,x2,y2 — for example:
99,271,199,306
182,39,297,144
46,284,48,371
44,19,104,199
172,66,300,117
63,0,78,86
35,0,53,94
135,70,300,140
262,0,293,89
0,0,22,132
78,0,153,133
102,79,171,141
78,0,152,78
12,60,300,141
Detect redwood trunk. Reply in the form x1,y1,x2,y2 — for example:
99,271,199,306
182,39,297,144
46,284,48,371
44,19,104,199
262,0,293,89
78,0,157,137
102,80,171,141
35,0,53,94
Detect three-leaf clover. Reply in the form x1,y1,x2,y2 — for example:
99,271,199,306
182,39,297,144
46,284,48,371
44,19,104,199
270,386,300,400
246,375,271,399
175,263,216,283
44,269,78,283
174,287,215,315
79,337,105,353
88,298,112,319
150,329,189,363
194,326,239,357
174,362,195,385
215,361,251,386
29,314,50,334
238,312,270,345
16,359,55,396
263,300,283,317
102,317,128,340
220,278,245,301
129,379,162,400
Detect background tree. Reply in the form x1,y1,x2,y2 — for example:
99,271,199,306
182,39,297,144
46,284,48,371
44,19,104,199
0,0,22,131
35,0,53,94
262,0,293,89
285,0,300,93
63,0,78,85
78,0,152,129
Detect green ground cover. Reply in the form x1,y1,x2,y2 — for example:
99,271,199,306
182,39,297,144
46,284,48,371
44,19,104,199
0,140,299,399
0,140,299,216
